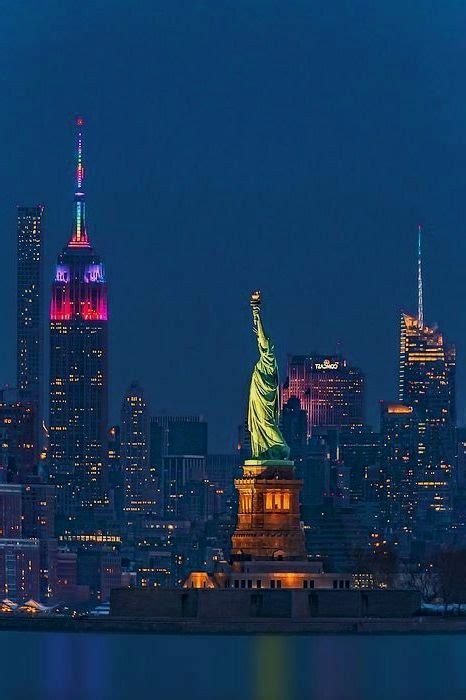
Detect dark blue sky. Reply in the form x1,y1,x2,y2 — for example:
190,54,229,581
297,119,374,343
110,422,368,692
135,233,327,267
2,1,466,450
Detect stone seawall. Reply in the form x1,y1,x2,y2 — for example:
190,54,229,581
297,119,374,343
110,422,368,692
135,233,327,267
1,616,466,635
110,587,422,620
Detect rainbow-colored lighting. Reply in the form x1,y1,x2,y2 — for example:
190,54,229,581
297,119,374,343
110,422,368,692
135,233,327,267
69,116,90,248
51,117,108,323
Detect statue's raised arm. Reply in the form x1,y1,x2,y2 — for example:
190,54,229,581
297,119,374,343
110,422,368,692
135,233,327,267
247,291,290,461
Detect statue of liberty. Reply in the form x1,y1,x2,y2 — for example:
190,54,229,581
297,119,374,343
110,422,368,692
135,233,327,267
248,291,290,461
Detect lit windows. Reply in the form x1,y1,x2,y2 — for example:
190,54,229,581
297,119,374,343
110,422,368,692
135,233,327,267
264,491,290,512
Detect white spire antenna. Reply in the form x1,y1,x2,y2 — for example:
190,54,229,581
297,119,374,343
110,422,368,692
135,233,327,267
417,224,424,328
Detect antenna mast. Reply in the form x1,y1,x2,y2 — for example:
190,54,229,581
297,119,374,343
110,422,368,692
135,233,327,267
69,116,89,247
417,224,423,328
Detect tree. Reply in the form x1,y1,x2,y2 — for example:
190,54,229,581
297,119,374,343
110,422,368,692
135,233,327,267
370,543,399,587
403,561,439,602
434,548,466,613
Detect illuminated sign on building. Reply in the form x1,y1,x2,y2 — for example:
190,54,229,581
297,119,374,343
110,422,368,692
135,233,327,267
283,355,364,434
314,359,340,371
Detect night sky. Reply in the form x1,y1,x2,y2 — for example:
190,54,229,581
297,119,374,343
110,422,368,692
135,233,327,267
2,2,466,450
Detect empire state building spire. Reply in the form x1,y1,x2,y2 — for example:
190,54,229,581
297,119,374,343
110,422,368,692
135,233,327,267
69,116,90,247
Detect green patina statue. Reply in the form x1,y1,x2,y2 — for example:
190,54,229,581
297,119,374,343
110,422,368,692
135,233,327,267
248,291,290,461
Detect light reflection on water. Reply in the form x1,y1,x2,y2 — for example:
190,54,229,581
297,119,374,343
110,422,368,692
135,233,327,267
0,632,465,700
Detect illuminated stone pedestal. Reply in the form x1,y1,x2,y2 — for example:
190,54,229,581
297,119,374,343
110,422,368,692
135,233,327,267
185,459,357,591
230,459,306,561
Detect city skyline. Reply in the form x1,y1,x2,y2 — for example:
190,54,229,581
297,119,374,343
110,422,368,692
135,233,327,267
4,9,466,692
2,4,466,453
7,120,459,601
6,119,462,453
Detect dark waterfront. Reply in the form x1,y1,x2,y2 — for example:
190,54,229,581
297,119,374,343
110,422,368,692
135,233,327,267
0,631,464,700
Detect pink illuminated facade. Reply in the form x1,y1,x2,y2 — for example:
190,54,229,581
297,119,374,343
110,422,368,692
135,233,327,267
49,118,109,521
282,355,365,437
50,259,107,322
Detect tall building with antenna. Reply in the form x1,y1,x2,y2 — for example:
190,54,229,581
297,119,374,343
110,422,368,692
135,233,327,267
398,226,456,538
16,204,44,462
48,118,109,522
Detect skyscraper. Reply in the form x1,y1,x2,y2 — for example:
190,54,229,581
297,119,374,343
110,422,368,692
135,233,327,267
49,118,108,519
0,389,35,483
150,415,207,518
379,402,417,551
120,381,155,516
338,426,380,503
0,484,22,538
0,539,40,602
280,396,308,460
399,312,455,528
282,355,365,437
395,227,456,540
17,205,44,458
150,415,208,459
107,425,124,519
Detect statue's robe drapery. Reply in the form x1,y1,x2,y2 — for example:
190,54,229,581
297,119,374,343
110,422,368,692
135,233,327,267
248,330,290,461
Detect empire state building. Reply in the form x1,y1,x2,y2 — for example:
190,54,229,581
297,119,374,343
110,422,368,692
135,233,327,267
49,118,108,521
